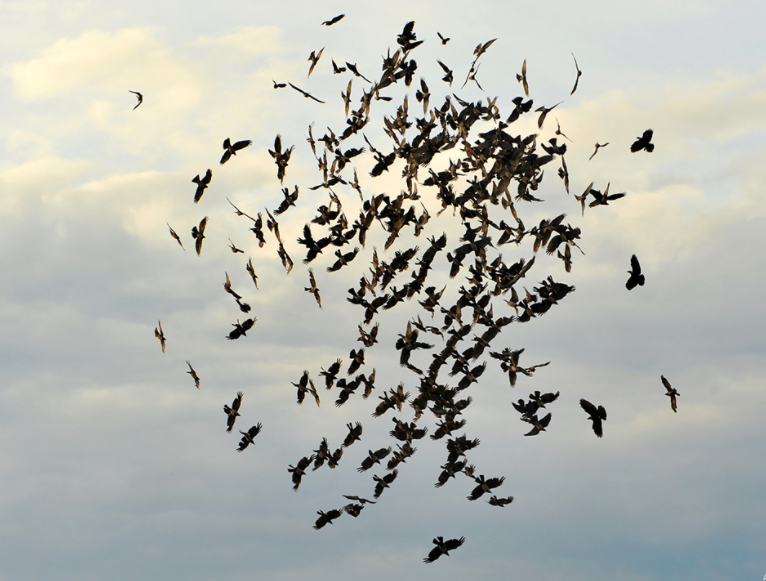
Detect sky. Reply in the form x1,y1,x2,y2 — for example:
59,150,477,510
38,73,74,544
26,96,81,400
1,1,766,580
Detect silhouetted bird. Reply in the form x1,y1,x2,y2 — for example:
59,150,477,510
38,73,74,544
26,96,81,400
192,169,212,203
220,138,252,165
167,223,185,250
237,423,262,451
580,398,607,438
626,254,645,290
631,129,654,153
313,508,343,529
288,455,314,491
273,80,287,89
437,31,450,44
227,317,256,340
154,320,165,353
223,392,243,432
129,90,143,110
191,216,207,255
321,14,345,26
661,375,679,413
307,47,324,77
423,536,465,563
305,269,322,307
487,495,514,507
589,142,609,160
516,59,528,96
289,82,326,103
570,53,582,95
186,361,199,388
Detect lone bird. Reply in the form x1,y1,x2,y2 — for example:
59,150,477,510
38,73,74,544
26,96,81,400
154,320,166,353
626,254,645,290
631,129,655,153
237,423,262,451
423,536,466,563
167,223,185,250
661,375,679,413
321,14,345,26
223,392,243,432
570,53,582,95
129,90,143,110
220,138,252,165
580,398,607,438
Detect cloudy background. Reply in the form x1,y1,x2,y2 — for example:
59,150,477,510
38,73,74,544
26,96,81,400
1,1,765,579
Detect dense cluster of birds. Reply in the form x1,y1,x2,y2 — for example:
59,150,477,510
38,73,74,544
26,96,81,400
149,16,675,564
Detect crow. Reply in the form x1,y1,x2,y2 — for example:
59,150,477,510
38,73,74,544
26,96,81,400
437,31,450,44
589,142,609,160
305,269,322,307
288,455,315,491
191,216,207,256
220,138,252,165
626,254,645,290
223,392,243,432
288,82,326,103
308,47,325,77
227,317,256,340
342,422,363,447
487,495,514,507
273,80,287,89
237,423,262,451
423,536,465,563
580,398,607,438
192,169,212,203
516,59,528,96
313,508,343,529
631,129,654,153
373,469,398,498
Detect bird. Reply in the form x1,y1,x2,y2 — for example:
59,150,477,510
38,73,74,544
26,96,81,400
128,90,143,110
536,102,562,129
273,80,287,89
626,254,645,290
661,375,679,413
589,142,609,160
313,509,343,529
227,317,256,340
154,320,165,353
437,31,450,44
186,361,200,388
555,119,572,142
305,269,322,307
423,536,466,563
245,258,258,289
570,53,582,95
321,14,345,26
287,81,324,103
223,392,243,432
437,60,453,85
332,59,347,74
192,169,212,203
307,47,325,77
516,59,528,96
631,129,654,153
580,398,607,438
167,223,185,250
237,423,262,451
487,495,514,507
373,469,398,498
220,138,252,165
288,455,314,491
191,216,207,256
342,494,376,505
228,238,244,254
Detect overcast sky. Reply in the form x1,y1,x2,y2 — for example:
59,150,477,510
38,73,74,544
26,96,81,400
1,1,765,580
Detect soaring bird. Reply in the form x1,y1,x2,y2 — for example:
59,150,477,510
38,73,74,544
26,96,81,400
167,223,185,250
321,14,345,26
570,53,582,95
626,254,645,290
589,142,609,160
516,59,528,96
237,423,262,451
227,317,256,340
631,129,654,153
220,138,252,165
191,216,207,256
223,392,243,432
186,360,200,388
192,169,212,203
288,455,314,491
580,398,607,438
307,47,325,77
305,269,322,307
661,375,679,413
423,536,466,563
129,90,143,110
288,82,326,103
313,508,343,529
154,320,166,353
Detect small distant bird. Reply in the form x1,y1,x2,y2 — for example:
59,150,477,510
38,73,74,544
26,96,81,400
228,238,244,254
223,392,243,432
487,495,514,507
437,60,454,85
154,320,165,353
186,361,200,388
423,536,466,563
305,269,322,307
661,375,679,413
167,223,185,250
570,53,582,95
191,216,208,256
536,101,562,129
313,509,343,529
332,59,347,74
237,423,262,451
555,119,572,142
273,80,287,89
626,254,645,290
288,455,314,491
129,90,143,110
631,129,654,153
580,398,607,438
307,47,325,77
246,258,259,289
192,169,212,203
220,138,252,165
321,14,345,26
227,317,256,340
288,82,326,103
516,59,528,96
589,142,609,160
437,31,450,44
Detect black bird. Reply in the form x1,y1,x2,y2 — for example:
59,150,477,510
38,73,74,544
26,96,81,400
186,360,200,388
305,269,322,307
437,60,453,85
342,494,376,505
626,254,645,290
516,59,528,96
237,423,262,451
227,317,256,340
307,47,324,77
223,392,243,432
322,14,345,26
536,102,561,129
191,216,207,256
570,53,582,95
345,62,371,83
467,474,505,501
313,508,343,529
167,223,185,250
342,422,363,447
661,375,679,413
372,469,398,498
487,495,514,507
220,138,252,165
292,370,320,407
437,31,450,44
631,129,654,153
288,82,326,103
332,59,347,74
319,358,342,389
357,447,392,472
589,142,609,160
154,320,165,353
423,536,465,563
580,398,607,438
268,135,294,184
273,80,287,89
128,90,143,110
245,258,258,289
288,455,315,491
228,238,244,253
192,169,212,203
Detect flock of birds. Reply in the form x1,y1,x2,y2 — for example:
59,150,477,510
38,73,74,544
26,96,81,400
148,16,678,564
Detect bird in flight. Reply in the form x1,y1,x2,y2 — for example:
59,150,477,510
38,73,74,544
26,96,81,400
129,90,143,110
305,269,322,307
589,142,609,160
288,82,325,103
516,59,529,96
437,60,453,85
223,392,243,432
423,536,466,563
220,138,252,165
192,169,212,203
237,423,262,451
321,14,345,26
626,254,645,290
273,80,287,89
186,361,200,388
191,216,208,256
154,320,166,353
631,129,654,153
167,223,185,250
580,398,607,438
307,47,325,77
661,375,679,412
437,31,450,44
570,53,582,95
